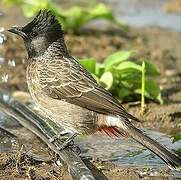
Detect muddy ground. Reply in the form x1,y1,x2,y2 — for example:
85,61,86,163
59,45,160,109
0,6,181,180
0,26,180,180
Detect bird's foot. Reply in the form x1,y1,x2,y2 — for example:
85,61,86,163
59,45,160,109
49,130,70,143
57,133,78,150
49,131,80,153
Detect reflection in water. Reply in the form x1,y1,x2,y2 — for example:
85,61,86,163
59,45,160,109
77,129,181,168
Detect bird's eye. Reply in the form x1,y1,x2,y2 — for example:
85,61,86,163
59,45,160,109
32,32,38,37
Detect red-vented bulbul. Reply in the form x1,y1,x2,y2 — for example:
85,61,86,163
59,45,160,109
8,10,181,170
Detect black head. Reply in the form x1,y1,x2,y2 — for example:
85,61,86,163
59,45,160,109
8,10,64,58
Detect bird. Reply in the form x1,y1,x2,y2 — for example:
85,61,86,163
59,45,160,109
8,10,181,171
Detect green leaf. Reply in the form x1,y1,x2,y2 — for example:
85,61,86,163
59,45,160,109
115,61,142,72
145,79,163,103
134,80,163,103
134,88,151,98
22,0,49,17
137,60,160,76
3,0,24,5
79,58,96,74
118,88,132,99
54,3,126,32
3,1,126,32
119,73,141,83
177,123,181,128
114,19,129,31
174,148,181,157
99,72,113,90
90,3,114,19
104,51,135,71
95,63,105,77
172,133,181,143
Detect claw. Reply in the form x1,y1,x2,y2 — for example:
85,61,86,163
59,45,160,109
49,131,79,153
49,130,73,143
57,133,78,150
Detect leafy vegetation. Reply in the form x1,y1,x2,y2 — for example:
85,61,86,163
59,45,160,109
3,0,127,32
172,124,181,157
172,133,181,143
172,123,181,143
141,61,145,114
79,50,163,104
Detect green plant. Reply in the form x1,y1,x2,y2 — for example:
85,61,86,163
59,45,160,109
172,124,181,157
141,61,145,115
3,0,127,32
172,123,181,143
79,50,163,104
172,133,181,143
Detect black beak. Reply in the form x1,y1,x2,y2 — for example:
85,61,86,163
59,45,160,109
8,26,27,39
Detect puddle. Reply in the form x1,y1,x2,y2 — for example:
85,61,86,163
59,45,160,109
77,130,181,178
77,129,181,169
0,110,22,153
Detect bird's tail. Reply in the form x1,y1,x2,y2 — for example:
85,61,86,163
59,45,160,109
119,120,181,171
104,116,181,171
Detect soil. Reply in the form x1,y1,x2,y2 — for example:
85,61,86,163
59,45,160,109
0,150,174,180
164,0,181,14
0,5,181,180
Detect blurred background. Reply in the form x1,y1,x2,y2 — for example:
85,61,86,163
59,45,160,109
0,0,181,179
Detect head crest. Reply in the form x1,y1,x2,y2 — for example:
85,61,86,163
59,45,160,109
22,10,63,36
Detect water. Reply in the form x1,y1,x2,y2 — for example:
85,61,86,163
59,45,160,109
102,0,181,31
77,129,181,168
77,130,181,178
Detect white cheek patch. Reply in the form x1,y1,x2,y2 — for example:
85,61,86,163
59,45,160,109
106,116,128,130
32,36,49,52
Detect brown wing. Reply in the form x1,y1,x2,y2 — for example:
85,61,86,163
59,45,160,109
39,55,139,122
